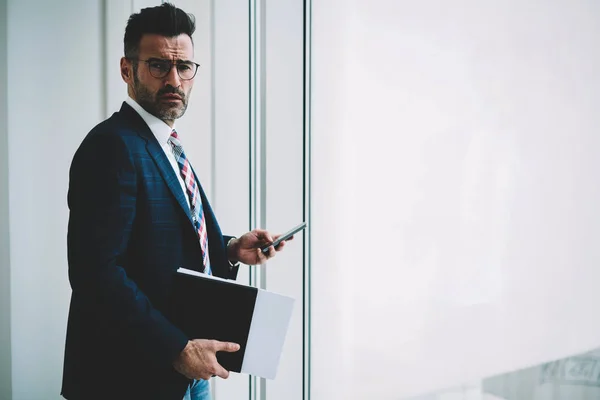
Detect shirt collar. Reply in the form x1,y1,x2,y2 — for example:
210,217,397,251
125,96,177,146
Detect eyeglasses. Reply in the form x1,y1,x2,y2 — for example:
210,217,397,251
133,58,200,80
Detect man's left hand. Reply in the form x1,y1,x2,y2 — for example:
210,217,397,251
227,229,293,265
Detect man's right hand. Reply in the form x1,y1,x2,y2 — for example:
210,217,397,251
173,339,240,380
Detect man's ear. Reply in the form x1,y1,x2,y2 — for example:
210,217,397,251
120,57,133,83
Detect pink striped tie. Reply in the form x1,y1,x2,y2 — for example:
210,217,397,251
168,130,211,275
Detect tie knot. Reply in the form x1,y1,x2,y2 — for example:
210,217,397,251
169,130,182,149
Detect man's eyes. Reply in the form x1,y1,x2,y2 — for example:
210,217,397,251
149,61,192,70
177,63,193,71
149,61,170,70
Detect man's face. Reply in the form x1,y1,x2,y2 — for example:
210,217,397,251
122,34,195,125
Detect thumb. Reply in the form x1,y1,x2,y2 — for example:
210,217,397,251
214,363,231,379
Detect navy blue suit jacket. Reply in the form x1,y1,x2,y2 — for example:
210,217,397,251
61,103,239,400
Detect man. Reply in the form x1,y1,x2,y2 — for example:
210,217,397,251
61,4,289,400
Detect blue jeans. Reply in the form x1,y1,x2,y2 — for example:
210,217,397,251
183,379,211,400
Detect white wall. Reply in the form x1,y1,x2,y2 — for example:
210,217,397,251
7,1,103,398
311,0,600,399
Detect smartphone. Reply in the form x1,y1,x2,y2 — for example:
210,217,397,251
260,222,307,253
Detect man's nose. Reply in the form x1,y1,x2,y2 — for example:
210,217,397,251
164,64,181,87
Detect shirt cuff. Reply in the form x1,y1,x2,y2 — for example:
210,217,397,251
227,237,240,267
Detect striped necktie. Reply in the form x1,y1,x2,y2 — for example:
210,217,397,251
168,130,211,275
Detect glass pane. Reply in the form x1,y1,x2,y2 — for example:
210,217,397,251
311,1,600,399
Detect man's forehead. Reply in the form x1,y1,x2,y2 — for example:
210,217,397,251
138,34,194,58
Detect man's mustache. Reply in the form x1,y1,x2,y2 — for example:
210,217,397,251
157,86,186,100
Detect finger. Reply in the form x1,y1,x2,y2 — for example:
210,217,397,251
214,341,241,353
275,240,286,251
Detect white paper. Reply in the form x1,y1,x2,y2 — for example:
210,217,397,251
242,289,295,379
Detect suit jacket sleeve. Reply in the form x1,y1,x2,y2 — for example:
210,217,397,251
221,235,240,275
67,131,188,369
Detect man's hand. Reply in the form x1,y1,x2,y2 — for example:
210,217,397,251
173,339,240,380
227,229,293,265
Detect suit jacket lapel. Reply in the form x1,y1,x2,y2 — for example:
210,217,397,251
145,138,194,225
118,102,194,226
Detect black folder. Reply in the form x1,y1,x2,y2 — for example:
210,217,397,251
168,268,294,379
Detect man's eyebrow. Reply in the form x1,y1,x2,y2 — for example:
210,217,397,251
146,57,194,63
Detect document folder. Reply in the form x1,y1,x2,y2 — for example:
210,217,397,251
168,268,294,379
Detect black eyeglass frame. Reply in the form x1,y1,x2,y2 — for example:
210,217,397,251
129,57,201,80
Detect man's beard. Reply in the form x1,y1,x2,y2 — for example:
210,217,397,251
133,72,189,121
